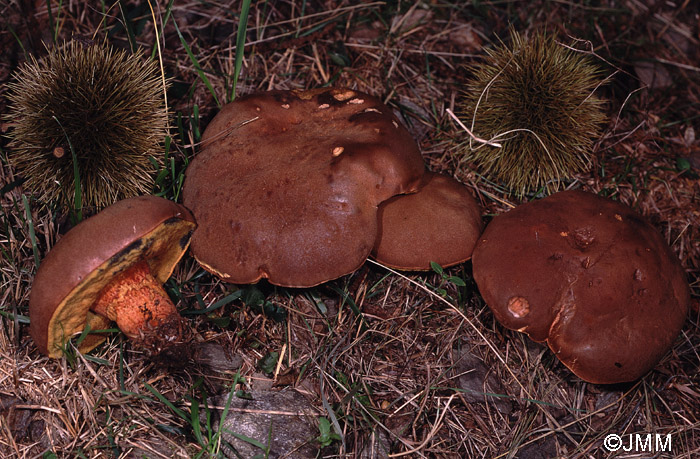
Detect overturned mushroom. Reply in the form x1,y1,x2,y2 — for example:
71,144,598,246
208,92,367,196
182,88,425,287
472,190,689,384
29,196,196,358
372,172,483,270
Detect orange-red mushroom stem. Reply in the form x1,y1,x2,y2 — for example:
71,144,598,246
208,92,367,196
91,260,185,344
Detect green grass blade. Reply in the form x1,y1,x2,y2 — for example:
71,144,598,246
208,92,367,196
228,0,252,102
192,104,201,141
189,397,205,447
144,382,189,421
150,0,175,60
22,195,41,268
118,2,138,53
0,310,30,324
69,144,82,222
183,289,241,316
226,430,268,451
46,0,63,44
82,355,110,365
217,388,236,443
118,342,126,392
172,18,221,108
6,24,27,59
52,116,82,222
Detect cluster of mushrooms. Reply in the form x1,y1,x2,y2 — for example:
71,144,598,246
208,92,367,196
29,88,689,385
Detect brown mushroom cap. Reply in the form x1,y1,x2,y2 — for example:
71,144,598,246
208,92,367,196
472,190,689,384
182,88,425,287
29,196,196,357
372,172,484,270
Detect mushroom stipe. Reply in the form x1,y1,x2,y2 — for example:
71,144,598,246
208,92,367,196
29,196,196,358
90,260,185,342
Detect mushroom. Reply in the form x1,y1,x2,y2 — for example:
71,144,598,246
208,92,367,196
29,196,197,358
372,172,483,270
182,88,425,287
471,190,689,384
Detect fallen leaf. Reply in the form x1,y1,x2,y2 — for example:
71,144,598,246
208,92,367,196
635,61,673,89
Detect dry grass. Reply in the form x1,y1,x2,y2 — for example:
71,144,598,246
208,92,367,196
1,1,698,458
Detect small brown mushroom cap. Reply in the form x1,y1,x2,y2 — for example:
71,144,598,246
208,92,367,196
29,196,196,357
472,190,689,384
182,88,425,287
372,172,484,270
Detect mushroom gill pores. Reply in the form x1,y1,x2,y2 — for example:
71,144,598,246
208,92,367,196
182,88,426,288
29,196,196,358
472,190,689,384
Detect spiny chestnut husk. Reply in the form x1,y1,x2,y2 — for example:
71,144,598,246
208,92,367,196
4,40,167,209
456,30,607,196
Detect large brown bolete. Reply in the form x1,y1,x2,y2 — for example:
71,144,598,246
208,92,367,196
372,172,483,270
182,88,425,287
29,196,196,358
472,190,689,384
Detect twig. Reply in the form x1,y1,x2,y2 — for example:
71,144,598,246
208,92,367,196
445,108,502,148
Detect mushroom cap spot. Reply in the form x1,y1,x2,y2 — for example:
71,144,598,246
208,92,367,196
371,172,483,270
507,296,530,318
182,88,425,287
472,190,689,384
332,89,356,101
29,196,196,357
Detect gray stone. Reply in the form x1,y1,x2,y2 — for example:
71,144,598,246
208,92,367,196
208,389,320,458
359,428,391,459
453,347,513,415
194,342,243,373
